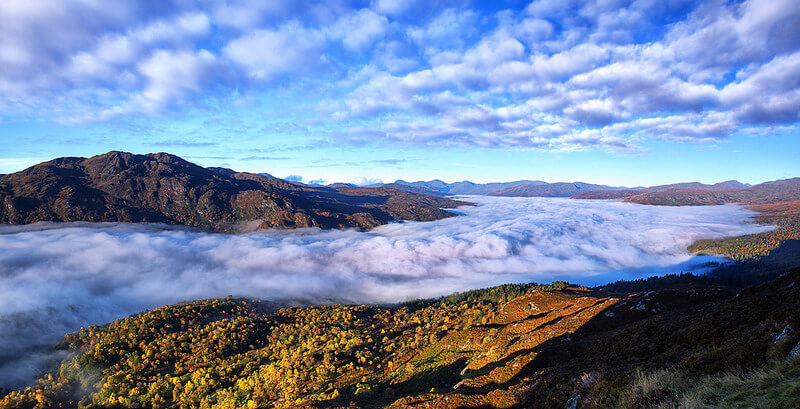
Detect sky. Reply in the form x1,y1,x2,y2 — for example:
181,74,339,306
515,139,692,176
0,0,798,186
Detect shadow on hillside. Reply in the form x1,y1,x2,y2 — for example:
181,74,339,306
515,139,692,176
380,242,800,408
511,244,800,407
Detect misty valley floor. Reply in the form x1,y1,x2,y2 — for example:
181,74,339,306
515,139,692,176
0,197,774,392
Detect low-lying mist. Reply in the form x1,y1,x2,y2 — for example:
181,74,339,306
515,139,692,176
0,196,771,388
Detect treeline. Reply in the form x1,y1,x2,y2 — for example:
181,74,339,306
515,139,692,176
599,272,714,293
401,281,570,311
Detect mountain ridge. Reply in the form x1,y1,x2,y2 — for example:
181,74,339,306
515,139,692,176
0,151,467,232
378,179,758,198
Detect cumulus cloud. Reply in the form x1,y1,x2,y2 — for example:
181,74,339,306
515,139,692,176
329,0,800,149
135,49,219,112
330,9,389,52
351,176,384,186
1,0,799,148
0,197,771,388
223,22,327,81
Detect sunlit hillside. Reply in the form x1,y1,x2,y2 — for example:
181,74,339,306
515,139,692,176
3,259,800,409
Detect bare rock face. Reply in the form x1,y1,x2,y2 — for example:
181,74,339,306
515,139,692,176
0,151,468,231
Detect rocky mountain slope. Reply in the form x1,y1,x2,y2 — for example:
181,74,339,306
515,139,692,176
0,152,466,231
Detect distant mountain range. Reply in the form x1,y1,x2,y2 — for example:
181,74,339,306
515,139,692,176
366,178,800,208
489,182,629,197
377,179,626,197
0,152,466,231
387,179,548,195
575,178,800,206
2,152,796,232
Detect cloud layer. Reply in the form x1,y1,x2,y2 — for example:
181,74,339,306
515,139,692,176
0,197,770,387
1,0,798,149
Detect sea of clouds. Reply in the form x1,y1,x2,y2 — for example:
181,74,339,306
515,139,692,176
0,196,772,388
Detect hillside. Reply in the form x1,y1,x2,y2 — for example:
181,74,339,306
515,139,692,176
0,152,467,231
2,261,799,408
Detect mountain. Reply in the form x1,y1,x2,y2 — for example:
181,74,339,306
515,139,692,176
206,166,238,177
642,180,750,192
573,178,799,206
4,263,799,408
490,181,625,197
0,151,467,231
708,179,751,189
326,182,358,188
383,179,756,199
447,180,548,195
571,189,644,199
386,180,629,198
379,182,445,197
387,179,548,196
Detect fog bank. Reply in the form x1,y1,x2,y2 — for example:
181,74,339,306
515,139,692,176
0,197,770,388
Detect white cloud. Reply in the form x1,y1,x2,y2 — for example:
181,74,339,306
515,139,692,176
135,49,219,113
331,9,389,52
351,176,384,186
223,22,327,80
211,0,295,29
132,12,211,44
491,42,609,86
720,51,800,123
515,17,555,44
1,0,799,148
0,0,136,90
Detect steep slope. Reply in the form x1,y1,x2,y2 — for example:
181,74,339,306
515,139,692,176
0,152,467,231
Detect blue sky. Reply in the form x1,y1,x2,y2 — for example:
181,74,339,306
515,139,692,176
0,0,798,186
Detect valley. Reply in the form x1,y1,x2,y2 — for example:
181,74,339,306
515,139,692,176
1,153,799,408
